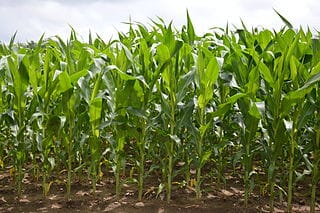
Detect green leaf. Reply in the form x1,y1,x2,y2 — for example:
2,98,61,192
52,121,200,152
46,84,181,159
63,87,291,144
58,71,72,93
300,71,320,90
233,151,244,168
116,136,125,152
70,69,88,84
186,10,195,44
211,93,247,118
7,55,29,114
226,93,247,103
156,44,170,64
198,94,206,110
133,80,145,102
274,9,293,29
200,150,211,167
248,102,261,119
18,58,30,85
283,71,320,109
199,123,210,138
246,67,259,95
258,61,274,86
46,115,62,137
268,164,276,181
89,97,102,137
8,31,17,50
297,101,316,129
170,39,183,58
198,57,220,109
120,43,133,62
206,57,220,87
177,69,195,103
289,56,298,86
285,30,300,63
91,72,102,102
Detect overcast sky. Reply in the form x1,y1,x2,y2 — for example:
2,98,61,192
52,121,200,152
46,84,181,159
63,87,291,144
0,0,319,43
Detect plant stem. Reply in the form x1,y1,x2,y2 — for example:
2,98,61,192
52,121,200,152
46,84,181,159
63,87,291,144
269,117,281,212
196,108,205,200
311,129,319,213
138,124,146,201
270,160,275,212
288,107,299,212
195,136,203,200
115,153,120,198
92,166,97,196
167,143,173,203
244,143,250,207
186,156,191,186
217,154,223,189
17,163,22,198
167,134,174,203
167,101,175,203
138,147,144,201
42,168,47,197
217,126,224,190
67,137,72,200
288,129,295,212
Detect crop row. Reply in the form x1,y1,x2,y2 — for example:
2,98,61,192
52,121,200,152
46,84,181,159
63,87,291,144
0,14,319,212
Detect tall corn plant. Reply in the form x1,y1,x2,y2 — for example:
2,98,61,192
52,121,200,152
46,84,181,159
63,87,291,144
31,37,75,198
115,25,151,201
97,38,152,198
282,70,320,212
310,97,320,213
275,29,320,212
116,22,176,200
155,31,183,202
219,27,260,206
26,37,60,197
309,36,320,213
1,13,320,210
194,45,220,199
3,44,32,197
44,33,90,198
282,34,320,212
0,43,12,171
148,17,198,202
88,66,103,195
34,38,66,197
257,27,320,211
256,28,294,211
65,38,105,195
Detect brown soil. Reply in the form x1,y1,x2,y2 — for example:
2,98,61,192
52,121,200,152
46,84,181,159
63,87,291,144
0,169,319,213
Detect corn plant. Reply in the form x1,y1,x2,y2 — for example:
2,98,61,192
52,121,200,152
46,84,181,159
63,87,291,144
156,35,183,202
194,45,220,198
0,12,320,211
307,36,320,213
115,25,152,200
4,46,32,197
311,115,320,213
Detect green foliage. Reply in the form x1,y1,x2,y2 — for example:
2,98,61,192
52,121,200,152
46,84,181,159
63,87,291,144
0,13,319,212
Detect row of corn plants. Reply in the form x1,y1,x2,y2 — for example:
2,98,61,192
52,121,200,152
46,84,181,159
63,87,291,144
0,14,319,212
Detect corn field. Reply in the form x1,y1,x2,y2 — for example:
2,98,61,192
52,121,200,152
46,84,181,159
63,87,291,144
0,13,320,212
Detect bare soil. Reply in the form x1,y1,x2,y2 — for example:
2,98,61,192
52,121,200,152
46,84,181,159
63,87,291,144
0,168,319,213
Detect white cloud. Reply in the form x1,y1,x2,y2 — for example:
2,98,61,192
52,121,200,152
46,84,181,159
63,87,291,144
0,0,319,43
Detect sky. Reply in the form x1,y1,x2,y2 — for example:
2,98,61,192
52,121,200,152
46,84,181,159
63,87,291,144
0,0,319,43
